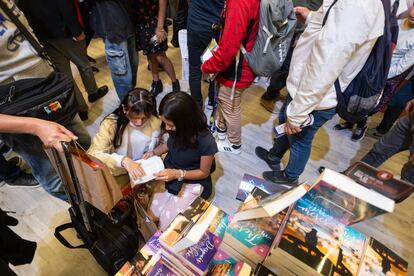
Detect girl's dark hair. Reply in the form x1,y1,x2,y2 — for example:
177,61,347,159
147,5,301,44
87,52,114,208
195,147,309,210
112,88,157,148
159,91,209,148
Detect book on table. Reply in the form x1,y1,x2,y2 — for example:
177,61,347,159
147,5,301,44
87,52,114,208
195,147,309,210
345,161,414,203
130,156,165,186
159,197,210,248
232,183,311,222
236,173,290,202
263,169,407,276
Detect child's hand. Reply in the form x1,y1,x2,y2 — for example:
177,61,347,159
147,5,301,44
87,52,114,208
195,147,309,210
142,150,155,160
154,169,179,182
122,157,145,180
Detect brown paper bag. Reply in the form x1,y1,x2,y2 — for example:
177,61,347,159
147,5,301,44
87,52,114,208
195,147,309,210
45,143,122,214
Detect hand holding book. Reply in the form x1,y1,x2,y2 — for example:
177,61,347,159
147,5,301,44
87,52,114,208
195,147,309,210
122,156,146,181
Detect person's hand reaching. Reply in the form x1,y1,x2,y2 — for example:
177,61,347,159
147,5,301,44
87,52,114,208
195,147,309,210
33,119,77,152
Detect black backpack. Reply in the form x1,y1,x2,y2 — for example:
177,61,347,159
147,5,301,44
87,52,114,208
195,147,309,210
323,0,399,124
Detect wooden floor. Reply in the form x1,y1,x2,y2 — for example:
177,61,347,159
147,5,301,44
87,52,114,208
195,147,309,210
1,34,413,275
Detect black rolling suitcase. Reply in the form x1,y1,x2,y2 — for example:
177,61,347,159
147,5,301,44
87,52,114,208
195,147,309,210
50,142,143,274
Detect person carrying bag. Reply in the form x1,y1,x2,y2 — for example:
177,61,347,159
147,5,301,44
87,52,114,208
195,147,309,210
0,0,78,125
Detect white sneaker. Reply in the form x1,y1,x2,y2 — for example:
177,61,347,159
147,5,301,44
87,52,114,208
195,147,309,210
217,140,241,154
215,120,227,140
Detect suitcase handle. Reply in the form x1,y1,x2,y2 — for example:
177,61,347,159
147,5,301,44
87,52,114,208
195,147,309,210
55,223,88,249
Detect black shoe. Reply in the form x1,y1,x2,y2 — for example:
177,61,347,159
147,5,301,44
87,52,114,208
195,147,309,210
172,80,180,92
79,110,88,121
150,80,163,97
255,146,281,171
261,89,279,101
91,66,99,73
88,85,109,103
5,172,40,189
263,170,298,186
318,166,325,173
334,122,353,131
351,126,367,141
0,210,18,226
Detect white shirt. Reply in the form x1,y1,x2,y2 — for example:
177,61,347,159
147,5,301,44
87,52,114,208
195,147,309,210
88,115,164,176
286,0,385,126
388,19,414,79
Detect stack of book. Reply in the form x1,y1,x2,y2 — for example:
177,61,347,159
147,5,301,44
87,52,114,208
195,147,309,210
117,163,410,276
263,168,409,275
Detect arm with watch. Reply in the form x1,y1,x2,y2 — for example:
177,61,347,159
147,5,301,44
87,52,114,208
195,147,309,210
154,155,215,182
146,143,215,183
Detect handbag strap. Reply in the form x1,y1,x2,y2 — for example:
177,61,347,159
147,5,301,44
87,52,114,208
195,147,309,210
0,0,56,70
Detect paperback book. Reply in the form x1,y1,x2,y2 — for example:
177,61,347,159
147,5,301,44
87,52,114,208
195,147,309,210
345,161,414,203
130,156,164,186
236,173,290,202
264,169,407,276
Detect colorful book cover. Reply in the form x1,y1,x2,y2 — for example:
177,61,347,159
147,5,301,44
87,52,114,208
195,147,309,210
181,197,210,222
335,226,367,276
146,258,177,276
208,209,233,240
236,174,290,201
345,161,414,203
140,231,162,260
359,238,408,276
223,209,287,263
159,214,192,248
278,196,343,275
178,231,221,273
209,262,252,276
309,179,388,225
209,248,239,266
277,192,370,276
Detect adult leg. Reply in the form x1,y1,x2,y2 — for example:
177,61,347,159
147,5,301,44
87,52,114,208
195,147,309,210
63,114,91,150
188,31,212,106
43,40,88,113
377,81,414,134
49,38,101,97
0,133,65,199
362,114,411,167
126,36,138,88
105,38,135,101
283,107,336,179
155,53,177,83
216,86,243,145
267,97,291,162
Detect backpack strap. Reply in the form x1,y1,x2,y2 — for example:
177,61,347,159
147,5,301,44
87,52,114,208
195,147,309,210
322,0,339,27
0,0,56,70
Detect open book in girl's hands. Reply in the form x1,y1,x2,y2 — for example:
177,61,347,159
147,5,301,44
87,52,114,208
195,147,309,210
130,156,165,186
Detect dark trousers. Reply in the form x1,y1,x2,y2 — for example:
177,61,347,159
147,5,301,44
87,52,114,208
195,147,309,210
43,38,99,112
377,80,414,133
362,112,414,183
0,155,20,182
188,30,216,105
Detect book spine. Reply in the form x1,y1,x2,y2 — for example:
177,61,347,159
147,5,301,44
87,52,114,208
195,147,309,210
356,237,371,276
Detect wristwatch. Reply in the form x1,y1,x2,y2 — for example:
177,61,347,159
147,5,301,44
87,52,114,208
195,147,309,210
178,169,185,181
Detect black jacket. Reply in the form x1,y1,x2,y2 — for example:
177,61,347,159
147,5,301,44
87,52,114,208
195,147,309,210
18,0,83,41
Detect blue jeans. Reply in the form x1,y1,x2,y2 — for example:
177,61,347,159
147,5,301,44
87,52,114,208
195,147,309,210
0,115,91,200
269,97,336,179
105,36,138,101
